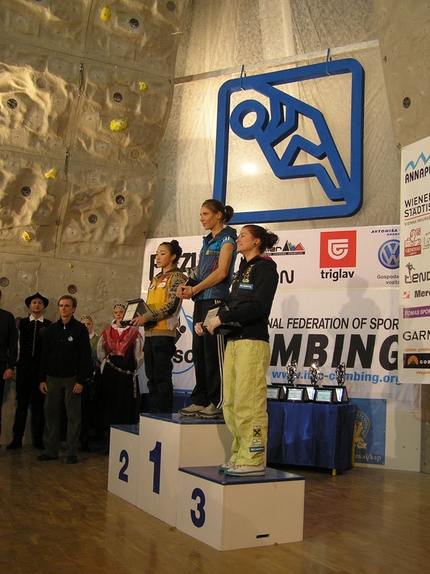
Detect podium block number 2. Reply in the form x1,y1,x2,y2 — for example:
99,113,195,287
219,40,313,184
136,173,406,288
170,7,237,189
149,441,162,494
118,449,129,483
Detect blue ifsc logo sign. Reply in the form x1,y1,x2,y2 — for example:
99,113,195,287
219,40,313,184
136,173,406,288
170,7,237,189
213,58,365,223
172,305,195,376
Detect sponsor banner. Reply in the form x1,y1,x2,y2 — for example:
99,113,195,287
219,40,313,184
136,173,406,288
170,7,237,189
399,136,430,382
141,226,418,410
270,225,399,290
353,398,386,465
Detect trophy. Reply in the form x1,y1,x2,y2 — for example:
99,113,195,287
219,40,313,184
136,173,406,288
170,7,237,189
309,362,321,386
336,363,346,385
283,360,311,402
286,360,298,385
308,361,335,403
321,363,349,403
267,360,298,401
305,362,321,401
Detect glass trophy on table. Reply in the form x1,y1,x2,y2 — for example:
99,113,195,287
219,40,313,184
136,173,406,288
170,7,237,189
322,363,349,403
285,360,309,402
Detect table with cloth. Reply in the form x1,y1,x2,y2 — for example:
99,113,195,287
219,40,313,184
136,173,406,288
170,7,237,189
267,401,357,473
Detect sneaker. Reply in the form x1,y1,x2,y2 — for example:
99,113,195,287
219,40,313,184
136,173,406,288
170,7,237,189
6,439,22,450
179,404,205,416
198,403,223,419
37,454,59,462
225,464,265,477
218,461,236,472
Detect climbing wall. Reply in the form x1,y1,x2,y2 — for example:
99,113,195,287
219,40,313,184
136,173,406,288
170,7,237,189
0,0,188,321
0,0,188,444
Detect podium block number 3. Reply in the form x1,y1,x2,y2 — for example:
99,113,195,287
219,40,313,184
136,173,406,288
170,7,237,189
118,449,129,483
191,487,206,528
149,441,162,494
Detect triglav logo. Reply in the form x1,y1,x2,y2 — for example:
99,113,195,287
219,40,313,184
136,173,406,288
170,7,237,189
319,230,356,281
320,230,356,268
213,59,364,223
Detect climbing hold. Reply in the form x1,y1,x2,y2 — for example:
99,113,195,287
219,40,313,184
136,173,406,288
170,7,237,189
22,231,31,242
68,262,74,268
139,82,148,91
101,6,111,21
110,119,128,131
44,168,58,179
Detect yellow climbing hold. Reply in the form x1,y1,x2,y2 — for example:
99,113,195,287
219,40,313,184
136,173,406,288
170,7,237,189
68,262,74,268
101,6,111,21
139,82,148,91
110,119,128,131
22,231,31,242
44,168,58,179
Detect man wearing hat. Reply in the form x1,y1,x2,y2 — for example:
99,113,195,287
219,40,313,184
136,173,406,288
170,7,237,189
7,292,51,450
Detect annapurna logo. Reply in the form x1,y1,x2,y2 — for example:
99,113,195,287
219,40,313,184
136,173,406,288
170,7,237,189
404,152,430,184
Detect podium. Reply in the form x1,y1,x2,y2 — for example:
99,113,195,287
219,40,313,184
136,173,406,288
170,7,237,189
177,466,304,550
108,424,140,506
136,413,231,526
107,413,305,551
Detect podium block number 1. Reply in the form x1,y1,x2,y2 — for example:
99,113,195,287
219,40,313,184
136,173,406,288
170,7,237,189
149,441,162,494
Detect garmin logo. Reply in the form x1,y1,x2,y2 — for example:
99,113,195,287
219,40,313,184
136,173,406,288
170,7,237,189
403,330,430,341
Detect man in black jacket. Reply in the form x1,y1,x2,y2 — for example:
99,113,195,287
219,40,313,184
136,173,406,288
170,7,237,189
7,292,51,450
38,295,92,464
0,289,18,445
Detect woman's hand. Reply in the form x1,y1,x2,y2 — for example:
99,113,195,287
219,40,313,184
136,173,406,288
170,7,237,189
177,284,195,300
205,316,221,335
194,322,205,336
130,316,146,327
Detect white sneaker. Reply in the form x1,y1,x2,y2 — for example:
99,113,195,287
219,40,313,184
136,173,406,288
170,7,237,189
198,403,223,419
179,404,205,416
218,461,236,472
225,464,265,477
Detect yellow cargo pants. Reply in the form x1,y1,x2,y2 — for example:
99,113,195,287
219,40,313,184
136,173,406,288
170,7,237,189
223,338,270,466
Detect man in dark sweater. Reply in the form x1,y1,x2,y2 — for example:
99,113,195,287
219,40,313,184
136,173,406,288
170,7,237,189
0,289,18,445
7,292,51,450
38,295,92,464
